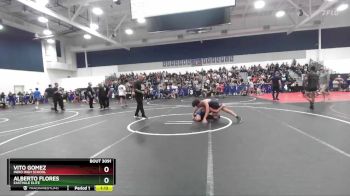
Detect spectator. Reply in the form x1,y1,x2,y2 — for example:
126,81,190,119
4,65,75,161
18,92,24,105
33,88,41,110
118,81,127,108
0,92,5,103
8,92,16,108
335,75,345,91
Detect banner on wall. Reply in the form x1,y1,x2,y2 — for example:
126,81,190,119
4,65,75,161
162,55,234,67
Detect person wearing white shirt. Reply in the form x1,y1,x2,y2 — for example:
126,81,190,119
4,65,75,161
118,82,127,108
172,84,178,98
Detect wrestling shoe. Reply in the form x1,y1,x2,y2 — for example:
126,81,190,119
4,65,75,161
236,116,242,124
310,103,314,110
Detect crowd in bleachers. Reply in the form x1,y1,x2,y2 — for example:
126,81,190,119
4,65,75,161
290,59,310,77
106,62,300,100
103,62,350,100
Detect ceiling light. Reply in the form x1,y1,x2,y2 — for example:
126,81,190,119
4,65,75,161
47,39,55,44
43,29,52,35
125,28,133,35
36,0,49,6
38,16,48,23
0,24,3,30
275,10,286,18
92,7,103,15
254,0,265,9
90,23,99,30
84,34,92,40
337,3,349,12
137,17,146,24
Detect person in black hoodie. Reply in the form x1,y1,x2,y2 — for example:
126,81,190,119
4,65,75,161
104,83,111,109
98,83,107,109
86,82,95,109
45,84,54,110
53,83,65,112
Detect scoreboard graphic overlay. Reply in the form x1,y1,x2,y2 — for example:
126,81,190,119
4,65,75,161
7,158,116,192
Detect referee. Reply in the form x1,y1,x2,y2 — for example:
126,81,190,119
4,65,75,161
305,66,319,110
134,75,147,119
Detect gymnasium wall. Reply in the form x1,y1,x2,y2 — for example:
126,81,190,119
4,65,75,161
0,69,48,94
0,28,78,93
322,26,350,49
75,27,350,74
306,47,350,73
0,25,44,72
116,50,307,74
0,25,48,93
43,39,76,71
77,65,118,77
76,29,318,68
113,50,306,72
42,38,77,85
60,76,106,91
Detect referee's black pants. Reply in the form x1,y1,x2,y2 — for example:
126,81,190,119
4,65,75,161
272,86,280,100
54,96,64,111
99,96,106,108
88,96,94,108
105,97,110,108
135,96,145,117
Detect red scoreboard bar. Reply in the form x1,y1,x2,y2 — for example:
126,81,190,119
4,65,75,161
7,158,116,192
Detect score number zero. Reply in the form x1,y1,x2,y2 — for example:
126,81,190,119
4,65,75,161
103,166,110,184
89,159,113,184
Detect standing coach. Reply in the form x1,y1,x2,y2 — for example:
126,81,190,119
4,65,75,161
134,75,147,119
45,84,54,110
87,82,95,109
53,83,65,112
